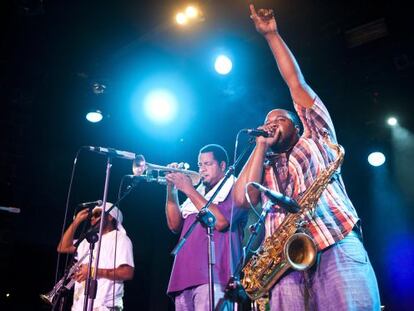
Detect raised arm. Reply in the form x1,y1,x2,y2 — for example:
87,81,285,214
250,4,316,108
57,208,89,253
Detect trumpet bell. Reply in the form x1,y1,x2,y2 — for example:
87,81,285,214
132,154,201,186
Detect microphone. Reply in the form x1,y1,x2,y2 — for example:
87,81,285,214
251,182,300,213
0,206,21,214
85,146,136,160
78,200,103,208
244,129,269,138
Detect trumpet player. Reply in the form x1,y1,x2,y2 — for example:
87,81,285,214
57,202,134,311
232,4,380,310
165,144,248,310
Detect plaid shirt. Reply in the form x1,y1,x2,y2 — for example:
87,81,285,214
262,97,359,250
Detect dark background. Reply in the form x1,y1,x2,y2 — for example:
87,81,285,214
1,0,414,310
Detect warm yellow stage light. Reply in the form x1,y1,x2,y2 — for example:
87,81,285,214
176,12,188,25
185,6,199,19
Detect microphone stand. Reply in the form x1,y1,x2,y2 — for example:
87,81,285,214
83,156,113,311
171,139,254,311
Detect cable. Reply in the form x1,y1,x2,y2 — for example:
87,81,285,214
244,182,262,219
54,148,82,285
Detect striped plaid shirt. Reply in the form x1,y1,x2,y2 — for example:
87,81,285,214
262,96,359,250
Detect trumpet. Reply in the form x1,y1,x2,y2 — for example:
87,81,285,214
132,154,201,186
40,252,88,305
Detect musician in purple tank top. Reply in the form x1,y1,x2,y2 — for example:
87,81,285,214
165,144,248,310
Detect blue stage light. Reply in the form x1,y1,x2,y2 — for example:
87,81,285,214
214,55,232,75
143,89,177,123
368,151,386,167
86,110,103,123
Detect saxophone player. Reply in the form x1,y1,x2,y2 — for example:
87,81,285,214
233,4,380,310
57,202,134,311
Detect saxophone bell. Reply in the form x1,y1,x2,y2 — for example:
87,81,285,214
284,232,317,271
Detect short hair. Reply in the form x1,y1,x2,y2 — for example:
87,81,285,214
199,144,229,167
286,110,303,135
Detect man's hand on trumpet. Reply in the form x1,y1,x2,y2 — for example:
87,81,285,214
73,264,89,283
165,170,193,194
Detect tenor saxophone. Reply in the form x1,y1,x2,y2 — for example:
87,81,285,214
241,132,345,300
40,252,89,305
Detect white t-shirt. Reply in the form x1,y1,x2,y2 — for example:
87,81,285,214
72,230,134,311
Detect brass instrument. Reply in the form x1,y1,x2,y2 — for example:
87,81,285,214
132,154,201,186
40,252,88,305
241,132,345,300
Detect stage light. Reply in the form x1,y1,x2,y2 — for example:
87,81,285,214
214,55,232,75
368,151,386,167
185,6,199,19
92,82,106,95
86,110,103,123
144,89,177,123
175,5,204,26
387,117,398,126
175,12,188,25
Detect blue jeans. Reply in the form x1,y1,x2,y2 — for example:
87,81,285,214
175,283,230,311
270,231,381,310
